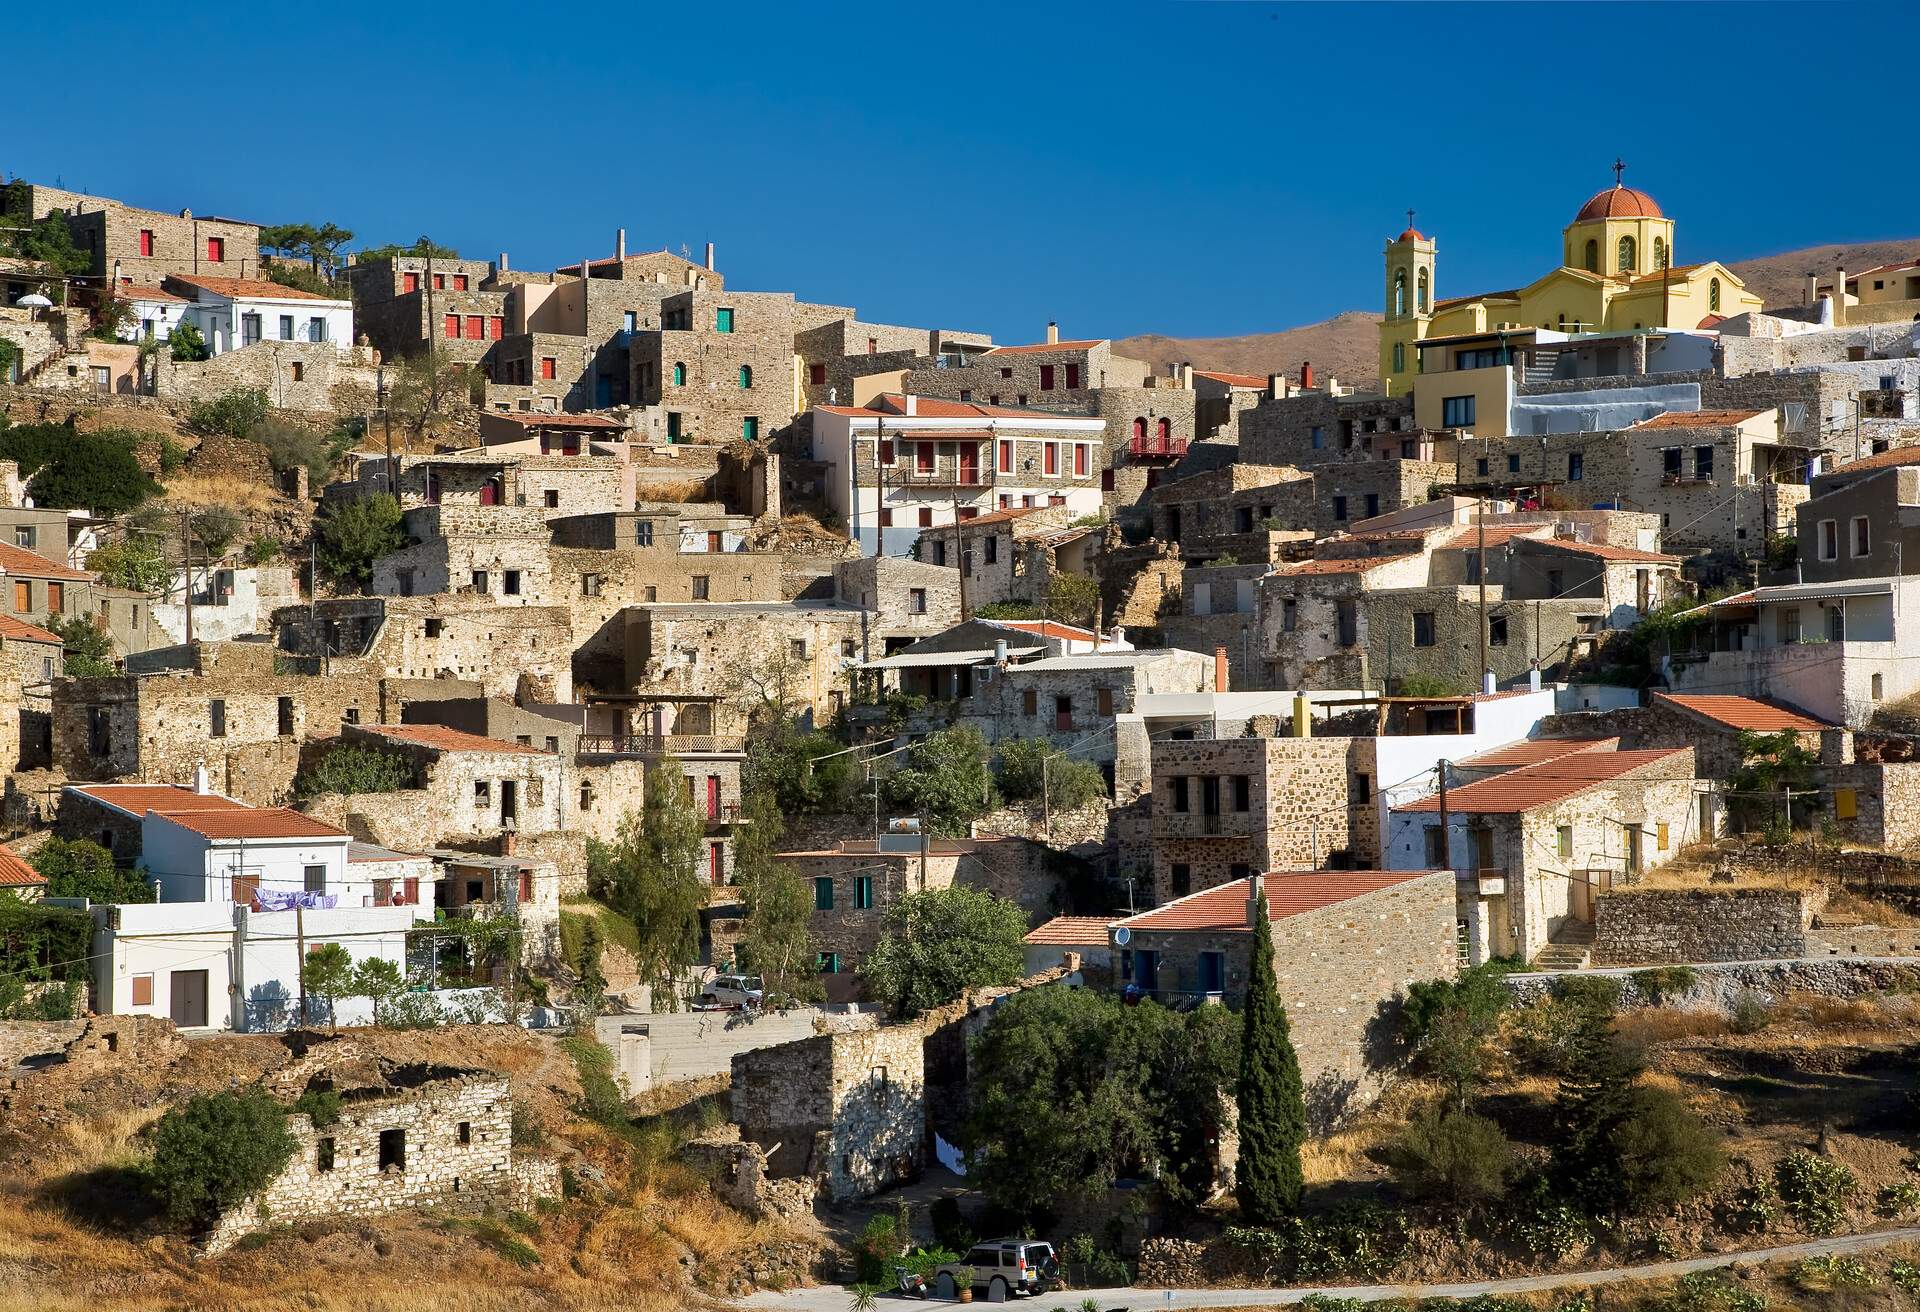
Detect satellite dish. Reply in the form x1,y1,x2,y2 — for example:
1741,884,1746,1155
1113,926,1132,947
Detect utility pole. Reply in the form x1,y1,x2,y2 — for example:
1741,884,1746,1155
953,491,970,620
1436,760,1451,876
1476,492,1488,689
295,902,307,1027
179,508,195,645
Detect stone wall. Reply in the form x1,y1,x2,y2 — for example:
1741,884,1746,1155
1504,955,1920,1011
1591,887,1820,965
202,1069,544,1255
155,340,381,415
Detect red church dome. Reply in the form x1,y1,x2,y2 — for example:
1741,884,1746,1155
1574,185,1664,223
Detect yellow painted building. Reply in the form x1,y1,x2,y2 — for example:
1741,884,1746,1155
1379,176,1764,393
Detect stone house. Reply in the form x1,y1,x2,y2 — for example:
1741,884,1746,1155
730,1025,926,1202
1192,369,1271,441
200,1063,545,1255
4,182,262,286
631,289,799,443
1540,692,1839,785
1668,460,1920,727
0,539,159,659
0,612,60,769
1147,462,1312,564
157,273,352,357
775,835,1059,997
1109,869,1456,1125
1386,745,1699,965
58,782,252,865
810,393,1108,555
347,255,506,364
334,722,565,849
795,315,993,412
281,596,577,702
332,449,634,519
1237,384,1415,471
152,564,298,646
914,503,1088,610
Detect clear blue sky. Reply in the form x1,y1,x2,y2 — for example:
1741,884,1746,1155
12,2,1917,343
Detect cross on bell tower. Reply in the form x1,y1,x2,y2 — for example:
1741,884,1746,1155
1612,157,1626,186
1406,207,1416,231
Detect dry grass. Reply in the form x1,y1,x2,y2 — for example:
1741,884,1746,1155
632,478,710,504
1300,1079,1435,1185
160,474,287,511
1615,1007,1729,1046
1825,887,1920,927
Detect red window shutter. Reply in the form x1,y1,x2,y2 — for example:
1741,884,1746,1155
706,776,720,819
879,508,893,527
433,274,445,290
131,974,153,1006
998,441,1011,473
541,356,557,380
207,237,223,261
404,877,419,904
232,872,258,905
138,230,153,257
1044,443,1058,476
489,316,503,339
1049,495,1066,506
710,843,724,883
916,443,933,473
809,363,826,384
1067,364,1081,389
1040,365,1055,391
878,439,894,465
918,507,933,527
403,272,419,293
454,275,468,291
518,870,533,902
1101,469,1115,491
1075,444,1088,476
465,315,483,339
1132,417,1146,442
444,314,459,338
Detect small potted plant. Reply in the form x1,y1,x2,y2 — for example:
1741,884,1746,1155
953,1265,975,1303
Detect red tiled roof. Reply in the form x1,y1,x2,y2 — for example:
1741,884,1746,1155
0,614,63,644
985,340,1105,355
1630,409,1765,430
1457,736,1619,768
1574,184,1663,222
483,412,623,430
360,723,548,754
1696,314,1727,329
936,505,1046,529
1023,915,1116,946
166,274,341,303
1433,288,1521,310
157,807,348,840
1440,524,1549,550
1653,693,1832,733
1522,538,1679,564
814,395,1067,422
1830,445,1920,475
67,784,249,817
1397,748,1688,814
1849,258,1920,279
989,619,1098,642
1193,369,1269,389
1120,871,1436,933
117,284,190,305
1276,553,1415,576
0,540,91,581
0,845,45,888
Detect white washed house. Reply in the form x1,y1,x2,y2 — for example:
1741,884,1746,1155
160,273,353,357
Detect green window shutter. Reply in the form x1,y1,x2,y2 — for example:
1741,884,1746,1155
738,365,752,389
742,417,758,441
715,307,733,333
814,877,833,910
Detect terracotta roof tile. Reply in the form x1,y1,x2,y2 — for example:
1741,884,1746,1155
988,619,1099,642
1120,871,1437,934
1397,748,1688,814
1652,693,1832,733
157,807,349,840
1457,736,1620,768
0,541,91,581
1023,915,1117,946
1522,538,1679,563
360,723,548,754
1630,409,1766,430
1276,553,1416,576
0,614,64,644
1193,369,1269,389
166,273,341,303
1574,184,1664,222
984,340,1105,355
116,284,190,305
1829,445,1920,475
1439,524,1550,550
67,784,249,817
0,845,45,888
484,412,624,430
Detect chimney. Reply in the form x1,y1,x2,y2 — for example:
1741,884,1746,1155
192,760,209,795
1213,645,1229,692
903,394,917,416
1267,373,1285,401
1528,663,1542,692
1300,360,1315,389
994,638,1009,664
1046,320,1059,345
615,228,626,260
1293,693,1311,738
1833,267,1848,326
498,251,509,272
704,241,715,271
1180,362,1194,389
1245,872,1265,929
1805,272,1819,307
1482,669,1498,695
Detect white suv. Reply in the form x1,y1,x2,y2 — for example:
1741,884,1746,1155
934,1240,1056,1301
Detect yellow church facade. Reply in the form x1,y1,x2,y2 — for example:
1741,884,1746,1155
1379,177,1765,393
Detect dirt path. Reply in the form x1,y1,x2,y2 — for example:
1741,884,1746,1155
733,1225,1920,1309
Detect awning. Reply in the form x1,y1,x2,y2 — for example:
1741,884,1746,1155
859,646,1040,671
1753,579,1895,603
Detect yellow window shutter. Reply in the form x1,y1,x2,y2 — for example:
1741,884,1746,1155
1835,787,1857,820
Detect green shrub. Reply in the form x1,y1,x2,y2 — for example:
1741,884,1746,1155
1499,1177,1590,1258
291,1088,342,1128
1631,966,1697,1003
294,744,415,798
1391,1107,1513,1206
168,322,210,361
251,416,344,484
881,725,995,836
1723,1180,1775,1232
993,738,1106,809
147,1089,298,1229
1774,1151,1855,1235
1876,1179,1920,1217
1609,1086,1725,1211
1653,1270,1768,1312
1791,1253,1876,1292
28,836,153,903
85,538,170,593
1727,990,1772,1035
929,1196,970,1251
188,388,270,439
244,536,282,565
852,1213,900,1284
315,492,407,589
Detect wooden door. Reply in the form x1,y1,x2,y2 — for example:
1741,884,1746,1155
169,970,209,1028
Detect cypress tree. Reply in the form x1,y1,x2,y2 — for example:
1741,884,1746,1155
1234,888,1307,1223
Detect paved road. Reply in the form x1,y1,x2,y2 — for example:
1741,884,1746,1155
734,1226,1920,1309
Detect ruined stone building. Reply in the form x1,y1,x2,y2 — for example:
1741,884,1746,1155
914,503,1100,612
0,613,60,770
3,180,262,286
730,1025,926,1203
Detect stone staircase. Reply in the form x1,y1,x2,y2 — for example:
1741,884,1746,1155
1532,919,1595,971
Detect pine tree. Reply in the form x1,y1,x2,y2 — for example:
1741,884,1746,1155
1234,888,1307,1223
1550,981,1644,1207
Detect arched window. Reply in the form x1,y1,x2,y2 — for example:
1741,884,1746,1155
1709,278,1721,313
1156,417,1171,441
1652,236,1667,271
671,362,686,386
738,364,752,389
1583,239,1599,272
1132,417,1146,442
1393,268,1407,317
1417,268,1430,313
1618,235,1637,273
1392,341,1405,372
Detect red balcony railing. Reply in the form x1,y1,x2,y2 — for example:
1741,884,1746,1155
1127,435,1188,461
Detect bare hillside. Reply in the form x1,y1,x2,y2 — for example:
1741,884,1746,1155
1113,238,1920,390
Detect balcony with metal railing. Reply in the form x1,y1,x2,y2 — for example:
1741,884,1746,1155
1127,434,1189,461
578,733,747,758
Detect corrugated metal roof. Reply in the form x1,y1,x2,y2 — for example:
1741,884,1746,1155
860,646,1040,670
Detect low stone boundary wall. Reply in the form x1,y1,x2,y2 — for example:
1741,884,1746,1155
1592,887,1818,965
1505,956,1920,1011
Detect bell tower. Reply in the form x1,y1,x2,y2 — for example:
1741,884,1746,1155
1380,212,1435,392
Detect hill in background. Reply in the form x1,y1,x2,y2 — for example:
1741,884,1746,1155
1114,237,1920,391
